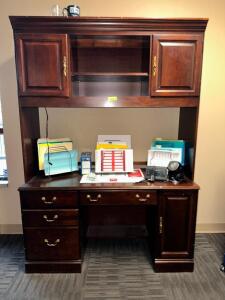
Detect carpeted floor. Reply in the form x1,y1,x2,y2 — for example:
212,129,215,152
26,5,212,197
0,234,224,300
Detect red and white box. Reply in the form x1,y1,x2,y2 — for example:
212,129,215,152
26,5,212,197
95,149,133,173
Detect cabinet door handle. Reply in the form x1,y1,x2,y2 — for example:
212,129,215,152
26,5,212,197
41,196,57,205
159,216,163,234
86,194,101,202
136,194,150,202
44,238,60,247
63,56,67,77
152,55,157,77
43,214,58,222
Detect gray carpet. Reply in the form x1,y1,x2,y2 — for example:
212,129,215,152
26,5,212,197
0,234,224,300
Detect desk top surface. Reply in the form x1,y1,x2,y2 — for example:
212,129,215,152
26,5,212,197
19,172,200,191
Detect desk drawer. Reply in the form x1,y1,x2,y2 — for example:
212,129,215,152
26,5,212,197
22,209,79,227
20,191,78,209
24,227,80,260
80,191,157,205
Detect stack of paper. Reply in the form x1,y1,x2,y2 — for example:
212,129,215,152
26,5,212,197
95,135,133,173
147,139,184,167
80,169,144,184
37,138,78,176
38,138,73,170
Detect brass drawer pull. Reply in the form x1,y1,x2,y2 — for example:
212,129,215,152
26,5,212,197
136,194,150,202
159,216,163,234
43,214,58,222
86,194,101,202
152,55,157,77
63,56,67,77
44,238,60,247
41,196,57,205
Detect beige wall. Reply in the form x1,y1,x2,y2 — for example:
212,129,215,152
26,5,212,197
0,0,225,233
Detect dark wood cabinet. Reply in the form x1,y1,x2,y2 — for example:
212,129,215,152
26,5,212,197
15,33,70,97
158,191,197,258
153,190,198,272
151,34,203,97
10,17,207,274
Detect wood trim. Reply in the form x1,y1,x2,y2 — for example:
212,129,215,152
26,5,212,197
196,223,225,233
19,107,40,181
178,107,199,179
19,96,199,108
9,17,208,33
0,224,23,234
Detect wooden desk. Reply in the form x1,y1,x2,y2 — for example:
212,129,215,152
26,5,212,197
19,172,199,273
10,16,207,274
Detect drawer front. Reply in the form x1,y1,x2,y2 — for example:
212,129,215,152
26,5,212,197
20,191,78,209
22,209,79,227
80,191,157,206
24,227,80,260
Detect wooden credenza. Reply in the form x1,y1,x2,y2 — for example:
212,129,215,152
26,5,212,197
10,16,207,273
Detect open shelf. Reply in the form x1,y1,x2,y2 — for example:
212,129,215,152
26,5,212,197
71,72,149,77
70,36,150,49
70,35,150,97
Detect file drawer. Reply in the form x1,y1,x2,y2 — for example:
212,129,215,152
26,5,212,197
80,191,157,206
20,191,78,209
22,209,79,227
24,227,80,260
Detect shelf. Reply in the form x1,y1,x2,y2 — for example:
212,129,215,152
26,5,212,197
71,72,149,77
71,37,150,49
19,96,199,108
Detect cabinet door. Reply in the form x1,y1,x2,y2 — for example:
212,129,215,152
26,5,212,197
158,191,198,258
15,33,70,97
151,34,203,96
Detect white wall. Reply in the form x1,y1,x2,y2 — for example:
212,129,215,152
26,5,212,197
0,0,225,233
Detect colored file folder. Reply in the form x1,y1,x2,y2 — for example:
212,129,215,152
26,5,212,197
44,150,78,176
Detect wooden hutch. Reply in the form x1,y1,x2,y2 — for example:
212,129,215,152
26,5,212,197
10,16,208,273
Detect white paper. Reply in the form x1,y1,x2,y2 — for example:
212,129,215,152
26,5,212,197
147,149,182,167
97,135,131,148
80,169,144,184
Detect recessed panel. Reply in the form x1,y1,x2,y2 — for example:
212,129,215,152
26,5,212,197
151,34,203,97
160,42,195,89
25,42,62,88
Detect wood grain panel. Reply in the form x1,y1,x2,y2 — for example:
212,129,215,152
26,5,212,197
151,34,203,96
22,209,79,227
20,191,78,209
24,227,80,260
80,191,157,205
158,191,198,259
19,107,40,181
15,33,70,97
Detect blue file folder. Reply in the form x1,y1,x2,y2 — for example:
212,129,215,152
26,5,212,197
44,150,78,176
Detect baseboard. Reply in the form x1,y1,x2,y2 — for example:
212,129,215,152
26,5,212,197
0,224,23,234
196,223,225,233
0,223,225,234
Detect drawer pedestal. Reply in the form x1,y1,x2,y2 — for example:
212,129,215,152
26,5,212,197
20,191,81,273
